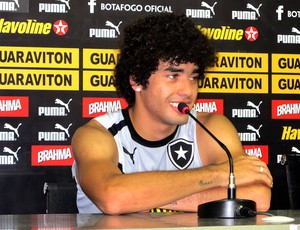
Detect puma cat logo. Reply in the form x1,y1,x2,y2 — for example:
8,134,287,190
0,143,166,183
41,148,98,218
123,147,137,164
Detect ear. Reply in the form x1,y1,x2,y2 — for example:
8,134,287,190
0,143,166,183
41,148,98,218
130,76,142,92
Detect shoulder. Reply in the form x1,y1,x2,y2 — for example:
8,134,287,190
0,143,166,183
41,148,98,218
196,112,234,131
94,109,125,129
74,108,124,139
71,119,118,161
195,112,237,144
73,119,109,139
195,112,244,164
72,119,116,145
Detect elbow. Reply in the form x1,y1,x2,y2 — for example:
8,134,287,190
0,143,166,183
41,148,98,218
237,184,271,212
256,199,271,212
256,195,271,212
94,186,133,215
254,187,272,212
97,199,123,215
98,204,122,215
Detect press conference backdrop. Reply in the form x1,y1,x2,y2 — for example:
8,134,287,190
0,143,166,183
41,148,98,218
0,0,299,214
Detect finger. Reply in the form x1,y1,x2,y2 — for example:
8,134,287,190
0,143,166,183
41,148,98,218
259,166,264,173
257,165,273,187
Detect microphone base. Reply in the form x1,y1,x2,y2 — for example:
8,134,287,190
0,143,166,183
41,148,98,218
198,199,256,219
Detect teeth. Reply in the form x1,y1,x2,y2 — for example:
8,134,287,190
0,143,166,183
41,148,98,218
170,103,179,107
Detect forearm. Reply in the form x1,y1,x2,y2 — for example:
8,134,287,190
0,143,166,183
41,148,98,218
159,183,271,213
159,186,227,212
80,164,227,214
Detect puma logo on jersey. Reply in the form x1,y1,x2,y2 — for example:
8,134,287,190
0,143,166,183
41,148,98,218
123,147,137,164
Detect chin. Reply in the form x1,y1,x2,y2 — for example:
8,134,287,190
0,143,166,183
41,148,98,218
178,120,189,125
171,117,189,126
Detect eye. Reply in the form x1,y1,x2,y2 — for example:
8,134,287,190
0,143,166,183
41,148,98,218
189,75,199,81
168,74,178,79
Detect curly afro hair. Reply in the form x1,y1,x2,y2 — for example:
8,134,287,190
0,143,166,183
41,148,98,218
114,13,216,106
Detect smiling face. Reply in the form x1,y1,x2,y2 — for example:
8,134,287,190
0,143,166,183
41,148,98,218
132,61,200,129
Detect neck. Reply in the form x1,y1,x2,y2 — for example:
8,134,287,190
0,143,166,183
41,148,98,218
128,106,177,141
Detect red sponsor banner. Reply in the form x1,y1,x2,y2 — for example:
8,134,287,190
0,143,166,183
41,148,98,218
194,99,224,114
82,97,128,118
0,96,29,117
272,100,300,119
31,145,74,166
243,145,269,164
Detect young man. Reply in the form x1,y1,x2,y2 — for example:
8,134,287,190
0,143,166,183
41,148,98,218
71,13,273,214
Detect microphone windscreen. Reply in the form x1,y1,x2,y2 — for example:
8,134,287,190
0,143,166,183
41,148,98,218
177,102,190,114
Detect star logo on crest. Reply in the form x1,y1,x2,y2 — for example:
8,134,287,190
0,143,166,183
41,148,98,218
175,146,188,160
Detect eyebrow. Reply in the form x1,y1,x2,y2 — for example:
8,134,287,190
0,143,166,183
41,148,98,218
164,66,200,74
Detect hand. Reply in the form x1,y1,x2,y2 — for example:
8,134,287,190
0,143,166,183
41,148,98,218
232,156,273,188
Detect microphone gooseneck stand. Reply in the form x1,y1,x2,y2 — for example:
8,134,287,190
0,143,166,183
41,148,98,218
177,102,256,218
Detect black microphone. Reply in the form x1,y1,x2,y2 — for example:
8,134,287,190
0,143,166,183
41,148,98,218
177,102,256,218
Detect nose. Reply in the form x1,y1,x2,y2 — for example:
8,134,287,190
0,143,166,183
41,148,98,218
177,77,195,98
